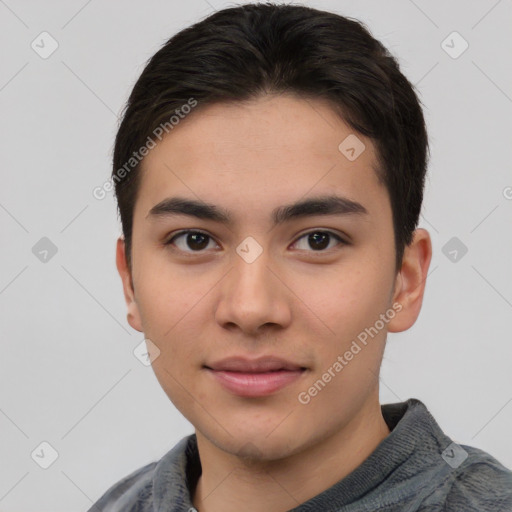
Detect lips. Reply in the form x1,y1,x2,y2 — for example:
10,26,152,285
205,356,305,373
204,356,307,397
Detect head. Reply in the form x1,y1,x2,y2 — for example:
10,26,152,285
114,3,432,460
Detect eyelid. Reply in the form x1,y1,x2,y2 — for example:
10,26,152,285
164,229,220,253
164,228,349,254
293,228,350,246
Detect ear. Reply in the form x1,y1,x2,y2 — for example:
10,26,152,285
116,236,143,333
387,228,432,333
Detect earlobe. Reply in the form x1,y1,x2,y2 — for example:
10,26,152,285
115,237,143,333
387,228,432,333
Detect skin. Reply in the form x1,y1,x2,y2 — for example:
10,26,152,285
116,93,432,512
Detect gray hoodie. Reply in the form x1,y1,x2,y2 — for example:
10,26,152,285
88,398,512,511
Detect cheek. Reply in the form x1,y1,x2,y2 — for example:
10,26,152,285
295,263,393,389
134,254,205,332
133,261,214,361
297,259,392,339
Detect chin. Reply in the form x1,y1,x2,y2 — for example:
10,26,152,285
201,422,307,463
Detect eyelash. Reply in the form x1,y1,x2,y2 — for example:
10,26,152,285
164,229,348,256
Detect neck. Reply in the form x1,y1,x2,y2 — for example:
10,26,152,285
192,397,390,512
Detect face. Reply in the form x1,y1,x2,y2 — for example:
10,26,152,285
117,94,427,460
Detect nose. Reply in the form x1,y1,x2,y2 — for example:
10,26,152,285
214,249,292,336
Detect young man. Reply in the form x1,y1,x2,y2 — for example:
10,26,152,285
90,3,512,511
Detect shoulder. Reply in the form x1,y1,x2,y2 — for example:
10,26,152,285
441,445,512,511
88,460,158,512
88,434,196,512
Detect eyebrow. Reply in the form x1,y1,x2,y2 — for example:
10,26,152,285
147,194,368,226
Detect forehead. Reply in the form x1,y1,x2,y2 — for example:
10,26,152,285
135,94,388,225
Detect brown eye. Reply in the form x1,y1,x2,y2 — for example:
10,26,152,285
292,231,346,252
166,230,219,253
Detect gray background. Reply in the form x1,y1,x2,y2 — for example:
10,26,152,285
1,0,511,510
